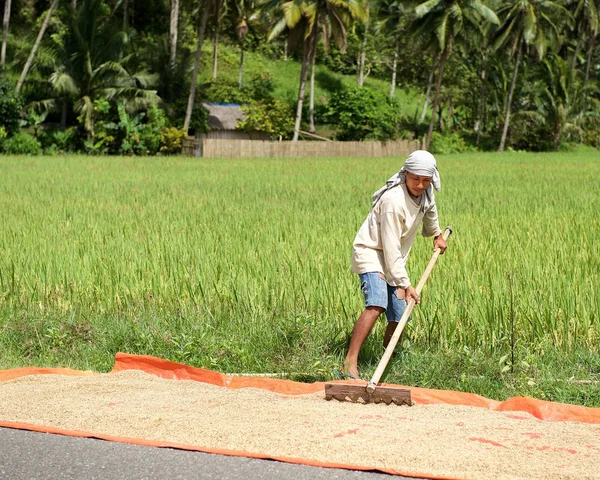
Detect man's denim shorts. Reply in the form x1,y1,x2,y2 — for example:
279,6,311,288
358,272,408,322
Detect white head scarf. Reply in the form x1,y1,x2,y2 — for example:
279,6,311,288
371,150,441,211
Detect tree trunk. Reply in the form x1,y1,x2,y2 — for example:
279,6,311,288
123,0,129,30
584,33,596,83
292,28,317,142
169,0,180,72
572,21,584,70
357,0,370,86
424,39,452,150
419,51,437,124
498,39,523,152
308,43,316,133
183,0,209,134
389,32,399,96
16,0,59,92
212,0,222,79
1,0,11,66
475,53,487,145
238,42,244,89
553,129,561,151
60,99,67,131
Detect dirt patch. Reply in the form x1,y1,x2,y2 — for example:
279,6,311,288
1,370,599,479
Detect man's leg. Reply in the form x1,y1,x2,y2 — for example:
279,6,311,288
383,322,404,349
383,286,408,349
342,306,384,379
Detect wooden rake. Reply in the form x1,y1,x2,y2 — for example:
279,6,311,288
325,226,453,406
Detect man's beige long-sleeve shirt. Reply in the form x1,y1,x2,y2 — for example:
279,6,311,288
351,183,442,288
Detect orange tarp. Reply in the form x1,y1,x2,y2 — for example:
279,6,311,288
2,352,599,423
1,352,600,480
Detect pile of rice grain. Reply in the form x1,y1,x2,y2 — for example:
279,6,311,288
1,370,599,480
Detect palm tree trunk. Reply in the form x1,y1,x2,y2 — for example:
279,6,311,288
292,28,317,142
212,0,223,79
309,43,316,133
1,0,11,66
183,0,209,134
61,99,67,131
123,0,130,29
16,0,59,92
419,51,437,124
498,39,523,152
389,32,399,96
169,0,180,73
584,33,596,83
358,0,370,86
475,53,487,145
424,39,452,150
553,129,561,151
238,42,244,89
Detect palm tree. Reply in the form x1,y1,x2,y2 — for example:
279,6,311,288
213,0,224,78
170,0,180,73
357,0,370,86
1,0,11,66
376,0,411,96
236,0,251,88
35,0,160,140
492,0,571,152
522,54,596,150
413,0,499,149
571,0,600,83
184,0,210,133
265,0,366,141
16,0,60,92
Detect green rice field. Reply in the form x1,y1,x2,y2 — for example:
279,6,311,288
1,153,599,405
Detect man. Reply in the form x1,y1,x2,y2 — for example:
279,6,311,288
341,150,448,380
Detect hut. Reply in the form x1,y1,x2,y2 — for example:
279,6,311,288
200,103,270,141
182,103,270,156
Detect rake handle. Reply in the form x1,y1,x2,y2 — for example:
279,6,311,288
366,226,453,394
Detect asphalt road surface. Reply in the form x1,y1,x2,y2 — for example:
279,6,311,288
0,427,419,480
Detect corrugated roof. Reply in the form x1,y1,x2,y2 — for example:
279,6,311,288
202,103,244,131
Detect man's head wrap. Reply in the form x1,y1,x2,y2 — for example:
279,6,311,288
371,150,441,211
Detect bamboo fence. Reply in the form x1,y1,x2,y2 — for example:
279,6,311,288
182,138,422,158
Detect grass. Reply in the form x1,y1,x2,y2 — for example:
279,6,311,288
0,152,599,406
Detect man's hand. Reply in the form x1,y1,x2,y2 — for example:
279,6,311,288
405,286,420,304
434,234,447,254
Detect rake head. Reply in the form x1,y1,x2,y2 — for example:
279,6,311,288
324,383,412,406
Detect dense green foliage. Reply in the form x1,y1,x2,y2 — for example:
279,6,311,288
0,0,599,153
0,76,23,135
326,84,406,140
1,153,598,406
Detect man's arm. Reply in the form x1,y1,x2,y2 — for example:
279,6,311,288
423,203,447,255
422,203,443,238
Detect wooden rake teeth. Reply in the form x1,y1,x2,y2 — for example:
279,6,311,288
324,383,412,406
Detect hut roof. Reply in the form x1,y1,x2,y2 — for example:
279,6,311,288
202,103,244,131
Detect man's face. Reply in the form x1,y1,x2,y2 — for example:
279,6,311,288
405,171,432,197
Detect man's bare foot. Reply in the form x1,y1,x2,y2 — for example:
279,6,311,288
340,361,360,380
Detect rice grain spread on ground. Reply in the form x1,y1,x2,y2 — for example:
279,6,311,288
1,370,599,479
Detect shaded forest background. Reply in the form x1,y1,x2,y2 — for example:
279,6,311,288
1,0,600,155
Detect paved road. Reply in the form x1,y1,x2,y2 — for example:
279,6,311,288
0,427,417,480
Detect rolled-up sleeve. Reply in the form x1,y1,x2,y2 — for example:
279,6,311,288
380,212,411,288
422,203,443,238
